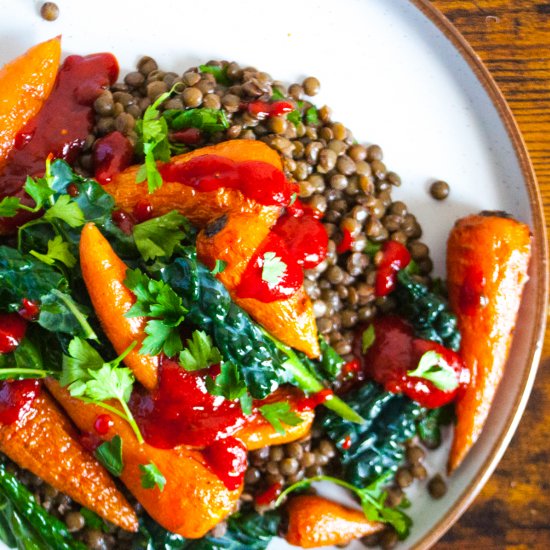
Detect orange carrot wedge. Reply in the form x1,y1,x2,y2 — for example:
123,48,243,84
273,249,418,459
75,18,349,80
235,388,314,450
104,140,282,228
285,495,383,548
0,37,61,170
80,222,160,390
446,212,531,472
196,213,320,358
46,379,242,538
0,388,137,531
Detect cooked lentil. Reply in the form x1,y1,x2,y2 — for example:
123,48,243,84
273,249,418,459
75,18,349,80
430,180,450,200
428,474,448,499
40,2,59,21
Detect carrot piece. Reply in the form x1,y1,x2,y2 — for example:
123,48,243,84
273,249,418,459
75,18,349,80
103,140,282,228
235,388,314,450
80,222,160,390
446,213,531,472
196,213,320,358
284,495,383,548
0,388,137,531
46,379,242,538
0,37,61,171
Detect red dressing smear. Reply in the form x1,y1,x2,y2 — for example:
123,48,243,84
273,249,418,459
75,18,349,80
296,388,333,411
459,267,486,315
0,314,27,353
159,154,292,207
359,316,468,408
236,232,304,302
93,131,133,184
202,436,248,491
256,482,283,506
337,229,354,254
374,241,411,297
341,435,352,451
18,299,40,322
0,53,119,232
0,380,41,425
245,100,294,119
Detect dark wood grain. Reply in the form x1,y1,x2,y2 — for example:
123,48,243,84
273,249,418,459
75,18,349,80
429,1,550,548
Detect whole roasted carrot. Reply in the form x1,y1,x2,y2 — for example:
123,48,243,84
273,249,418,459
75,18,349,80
446,212,531,472
0,387,137,531
80,222,160,390
104,140,282,228
46,379,242,538
0,37,61,170
284,495,383,548
196,213,320,358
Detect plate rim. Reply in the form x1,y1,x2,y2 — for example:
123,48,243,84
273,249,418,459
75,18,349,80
408,2,548,548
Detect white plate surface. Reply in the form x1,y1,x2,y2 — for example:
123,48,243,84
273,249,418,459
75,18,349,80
0,0,544,548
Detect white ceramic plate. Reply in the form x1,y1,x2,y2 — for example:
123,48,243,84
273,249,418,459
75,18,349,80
0,0,546,548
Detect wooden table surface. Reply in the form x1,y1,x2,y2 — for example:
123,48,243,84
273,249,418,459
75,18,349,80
428,1,550,548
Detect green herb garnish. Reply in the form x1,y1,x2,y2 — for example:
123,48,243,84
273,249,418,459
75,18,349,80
261,252,286,285
305,106,319,125
139,462,166,491
163,108,230,134
179,330,222,371
211,259,227,275
407,350,459,391
198,64,231,86
286,110,301,126
259,401,303,435
361,324,375,353
205,361,247,401
95,436,124,477
30,235,77,268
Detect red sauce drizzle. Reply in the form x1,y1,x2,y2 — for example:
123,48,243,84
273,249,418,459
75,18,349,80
374,241,411,297
130,359,245,449
256,482,283,506
358,316,469,408
93,131,133,184
159,154,293,207
202,436,248,491
458,267,486,315
0,53,119,232
0,314,27,354
236,232,304,302
296,388,333,411
94,414,114,435
341,435,352,451
337,229,354,254
0,380,41,425
245,100,293,119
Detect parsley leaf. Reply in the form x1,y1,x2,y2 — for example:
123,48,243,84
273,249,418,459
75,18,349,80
163,108,230,134
361,324,375,353
95,436,124,477
139,462,166,491
205,361,247,401
24,173,55,209
271,88,286,100
305,106,319,125
365,240,382,257
286,110,301,126
275,473,411,539
136,88,176,193
43,194,85,227
0,197,23,217
61,338,144,443
407,350,459,391
133,210,192,261
259,401,302,435
198,64,231,86
261,252,287,285
179,330,222,371
124,269,187,357
211,259,227,275
30,235,77,268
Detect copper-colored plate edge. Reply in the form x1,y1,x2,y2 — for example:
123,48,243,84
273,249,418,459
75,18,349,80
407,1,549,548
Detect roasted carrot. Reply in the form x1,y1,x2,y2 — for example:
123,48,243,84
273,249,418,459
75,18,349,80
104,140,282,228
235,388,314,450
446,212,531,472
80,222,160,390
284,495,383,548
0,37,61,170
196,213,320,358
0,387,137,531
46,379,242,538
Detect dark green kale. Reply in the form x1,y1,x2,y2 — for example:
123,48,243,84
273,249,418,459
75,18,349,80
0,464,85,550
395,269,461,351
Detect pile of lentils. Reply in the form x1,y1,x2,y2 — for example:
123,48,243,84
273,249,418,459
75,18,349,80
3,57,451,550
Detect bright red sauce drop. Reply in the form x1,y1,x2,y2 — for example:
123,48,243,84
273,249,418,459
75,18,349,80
374,241,411,297
255,482,283,506
94,414,114,435
272,203,328,269
246,100,293,119
93,131,133,184
0,314,27,354
296,388,333,411
0,380,40,425
337,228,354,254
342,435,352,450
130,359,245,449
159,154,293,207
18,299,40,322
458,267,486,315
236,232,304,302
359,316,469,408
202,436,248,491
0,53,119,233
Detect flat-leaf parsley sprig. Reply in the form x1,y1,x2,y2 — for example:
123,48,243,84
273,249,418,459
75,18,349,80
61,337,144,444
124,268,187,357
